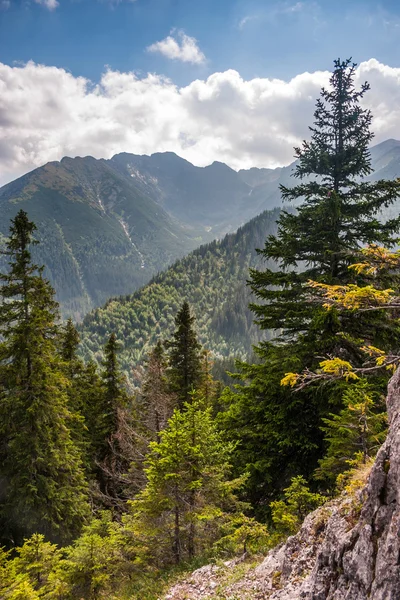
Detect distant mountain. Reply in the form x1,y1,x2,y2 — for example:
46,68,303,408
1,139,399,318
0,157,212,319
78,208,281,379
109,152,254,232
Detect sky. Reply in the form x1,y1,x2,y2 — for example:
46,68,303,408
1,0,400,185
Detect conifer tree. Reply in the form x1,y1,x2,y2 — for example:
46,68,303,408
101,333,129,443
166,301,202,408
140,341,172,440
127,400,238,566
125,342,173,497
59,317,90,458
0,210,89,545
61,317,80,364
222,59,400,513
251,58,400,346
315,381,387,484
96,333,132,505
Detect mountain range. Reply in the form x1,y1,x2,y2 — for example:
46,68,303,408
78,207,281,381
0,138,400,321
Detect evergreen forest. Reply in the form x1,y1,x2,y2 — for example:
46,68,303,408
1,58,400,599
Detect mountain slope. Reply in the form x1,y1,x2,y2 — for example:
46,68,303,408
78,208,281,376
0,156,206,319
1,139,398,320
109,151,254,232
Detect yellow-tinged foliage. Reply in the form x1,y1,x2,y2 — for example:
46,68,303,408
319,358,359,381
307,280,394,310
349,244,400,276
280,372,300,387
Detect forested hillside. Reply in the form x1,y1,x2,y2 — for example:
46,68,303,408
1,137,399,321
78,207,281,376
0,157,208,319
2,57,400,600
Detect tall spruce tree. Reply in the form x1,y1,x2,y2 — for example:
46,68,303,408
0,210,89,545
101,332,128,441
61,318,80,365
141,341,172,441
166,301,202,408
222,59,400,515
96,333,132,504
250,58,400,348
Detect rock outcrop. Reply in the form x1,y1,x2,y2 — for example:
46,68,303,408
163,367,400,599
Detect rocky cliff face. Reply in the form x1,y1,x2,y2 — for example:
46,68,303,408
163,367,400,599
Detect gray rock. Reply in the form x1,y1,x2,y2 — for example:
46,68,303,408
256,366,400,599
163,368,400,599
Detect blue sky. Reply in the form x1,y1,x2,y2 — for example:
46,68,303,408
1,0,400,185
1,0,400,84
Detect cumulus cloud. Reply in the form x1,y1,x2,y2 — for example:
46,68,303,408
147,30,206,65
0,58,400,186
34,0,59,10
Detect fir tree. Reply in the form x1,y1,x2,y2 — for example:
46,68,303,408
96,333,132,505
250,58,400,346
222,59,400,513
61,318,80,363
100,333,128,440
128,401,239,566
166,301,202,408
140,341,172,441
0,210,89,545
316,382,387,483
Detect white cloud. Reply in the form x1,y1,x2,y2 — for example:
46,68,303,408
282,2,305,13
34,0,59,9
1,59,400,186
147,30,206,65
238,15,259,29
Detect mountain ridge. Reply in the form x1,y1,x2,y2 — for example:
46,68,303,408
1,138,399,320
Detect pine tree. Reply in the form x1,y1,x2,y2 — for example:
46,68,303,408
59,317,91,459
95,333,132,505
166,301,202,408
198,349,220,408
316,381,387,484
140,341,172,441
0,210,89,545
127,401,238,566
101,333,129,444
222,59,400,514
61,318,80,364
250,58,400,347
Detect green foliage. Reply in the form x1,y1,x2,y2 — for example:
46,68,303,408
61,318,81,364
270,476,326,537
101,333,129,439
222,59,400,513
316,381,387,484
0,210,89,545
54,512,126,600
137,341,172,441
220,344,332,517
126,400,242,566
78,208,281,379
12,534,62,597
213,514,270,557
166,301,202,408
